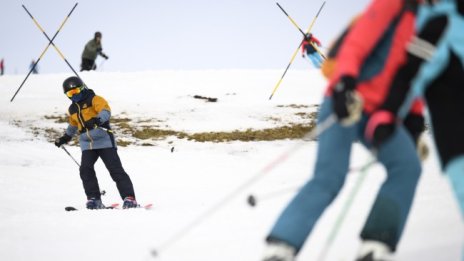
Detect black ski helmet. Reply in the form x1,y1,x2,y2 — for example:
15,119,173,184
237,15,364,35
62,76,84,93
94,31,102,39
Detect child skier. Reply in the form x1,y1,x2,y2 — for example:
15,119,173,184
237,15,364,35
301,33,324,68
54,76,137,209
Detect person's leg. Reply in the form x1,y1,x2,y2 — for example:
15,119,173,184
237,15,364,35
314,52,325,67
80,150,102,199
266,97,358,252
99,148,136,200
80,59,86,71
445,155,464,218
359,125,422,251
80,58,94,71
308,54,322,69
424,53,464,219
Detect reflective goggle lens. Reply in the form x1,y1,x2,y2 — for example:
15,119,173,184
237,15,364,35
66,87,83,98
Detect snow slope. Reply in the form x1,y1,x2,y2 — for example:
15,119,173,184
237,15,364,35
0,70,462,261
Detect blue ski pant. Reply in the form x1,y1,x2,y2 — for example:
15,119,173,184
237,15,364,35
305,52,324,69
267,97,421,252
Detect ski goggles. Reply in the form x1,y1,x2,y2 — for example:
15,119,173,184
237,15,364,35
65,86,84,98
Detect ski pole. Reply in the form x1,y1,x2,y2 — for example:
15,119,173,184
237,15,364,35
247,186,297,207
98,126,113,133
61,145,80,167
276,2,327,60
269,1,326,100
150,114,336,258
61,145,106,195
10,3,78,102
317,155,377,261
98,59,106,71
246,159,376,207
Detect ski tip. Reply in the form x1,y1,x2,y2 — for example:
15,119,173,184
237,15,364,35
144,203,154,210
106,203,120,209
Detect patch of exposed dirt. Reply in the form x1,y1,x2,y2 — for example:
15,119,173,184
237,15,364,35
20,104,319,146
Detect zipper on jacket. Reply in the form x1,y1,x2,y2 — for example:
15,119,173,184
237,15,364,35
76,103,94,150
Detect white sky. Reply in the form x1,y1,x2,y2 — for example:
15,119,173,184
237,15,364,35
0,0,370,74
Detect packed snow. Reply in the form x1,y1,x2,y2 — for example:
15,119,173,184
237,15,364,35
0,70,462,261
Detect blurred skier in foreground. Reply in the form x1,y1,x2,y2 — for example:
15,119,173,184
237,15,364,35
367,0,464,256
262,0,428,260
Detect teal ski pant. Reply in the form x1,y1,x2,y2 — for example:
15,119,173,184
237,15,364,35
305,52,324,69
267,97,422,252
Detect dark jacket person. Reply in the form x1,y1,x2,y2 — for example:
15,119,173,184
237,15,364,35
81,31,109,71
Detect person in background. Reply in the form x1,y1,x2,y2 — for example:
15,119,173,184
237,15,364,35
80,31,109,71
30,60,38,74
54,76,137,209
0,58,4,75
262,0,427,260
301,33,324,68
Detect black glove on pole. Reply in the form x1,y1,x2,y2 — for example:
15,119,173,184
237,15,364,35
332,75,362,125
54,134,72,147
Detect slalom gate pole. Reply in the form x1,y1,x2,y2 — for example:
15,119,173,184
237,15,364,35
310,42,327,60
276,2,306,36
22,4,81,77
246,159,377,207
316,156,377,261
268,1,326,100
10,3,79,102
150,114,336,258
276,2,327,60
61,145,80,167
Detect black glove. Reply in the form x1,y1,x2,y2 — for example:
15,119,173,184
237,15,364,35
54,134,72,147
96,47,102,53
365,110,396,147
84,117,101,130
403,113,425,145
101,53,109,60
332,75,363,125
404,113,428,161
